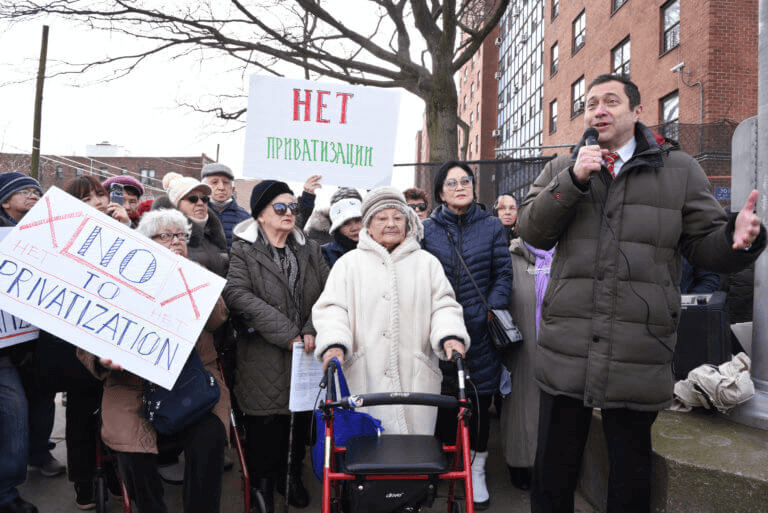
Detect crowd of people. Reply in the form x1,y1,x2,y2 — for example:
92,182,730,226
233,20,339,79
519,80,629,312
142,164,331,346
0,74,766,513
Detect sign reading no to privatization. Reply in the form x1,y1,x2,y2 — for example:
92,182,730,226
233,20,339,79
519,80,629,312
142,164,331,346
0,187,225,389
243,75,401,189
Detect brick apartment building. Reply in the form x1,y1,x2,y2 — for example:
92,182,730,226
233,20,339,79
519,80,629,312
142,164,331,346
542,0,757,200
0,150,214,198
417,0,758,208
414,24,500,206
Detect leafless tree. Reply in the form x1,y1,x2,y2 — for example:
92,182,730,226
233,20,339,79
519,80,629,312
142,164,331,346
1,0,508,162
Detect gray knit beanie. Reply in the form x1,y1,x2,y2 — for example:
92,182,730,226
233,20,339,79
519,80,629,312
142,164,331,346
361,186,423,241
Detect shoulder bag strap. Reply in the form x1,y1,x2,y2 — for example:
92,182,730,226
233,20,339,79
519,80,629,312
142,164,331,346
445,230,491,311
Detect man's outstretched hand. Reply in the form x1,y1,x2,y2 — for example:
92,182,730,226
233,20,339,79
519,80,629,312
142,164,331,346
733,189,761,250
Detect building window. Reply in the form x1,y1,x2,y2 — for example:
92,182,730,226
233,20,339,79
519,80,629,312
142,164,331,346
551,43,559,76
463,95,467,110
572,10,585,54
662,0,680,53
475,135,479,155
140,168,155,185
56,166,63,179
571,76,585,117
613,0,627,12
121,167,129,175
612,38,630,77
550,100,558,134
469,112,474,126
552,0,559,19
75,168,84,177
660,91,679,140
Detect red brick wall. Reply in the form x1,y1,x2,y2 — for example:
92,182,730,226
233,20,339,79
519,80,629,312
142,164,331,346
543,0,758,153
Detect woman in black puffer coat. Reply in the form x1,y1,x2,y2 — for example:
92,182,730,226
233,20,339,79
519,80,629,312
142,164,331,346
421,161,513,510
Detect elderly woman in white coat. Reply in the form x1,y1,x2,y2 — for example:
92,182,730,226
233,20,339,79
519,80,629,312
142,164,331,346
313,187,469,435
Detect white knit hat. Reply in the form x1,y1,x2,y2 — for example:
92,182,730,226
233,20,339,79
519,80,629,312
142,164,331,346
329,198,363,235
164,174,211,207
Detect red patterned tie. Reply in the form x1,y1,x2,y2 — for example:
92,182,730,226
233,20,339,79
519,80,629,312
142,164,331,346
604,152,620,179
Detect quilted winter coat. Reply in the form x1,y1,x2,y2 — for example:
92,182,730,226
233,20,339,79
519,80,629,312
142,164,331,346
517,123,766,411
422,202,514,396
224,218,329,415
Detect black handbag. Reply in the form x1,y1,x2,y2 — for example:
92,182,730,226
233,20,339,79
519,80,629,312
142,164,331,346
450,242,522,352
143,349,220,435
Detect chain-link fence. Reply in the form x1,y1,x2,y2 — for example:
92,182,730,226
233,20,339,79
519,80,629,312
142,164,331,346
413,157,555,208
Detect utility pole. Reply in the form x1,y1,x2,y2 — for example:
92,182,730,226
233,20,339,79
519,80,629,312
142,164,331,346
30,25,49,181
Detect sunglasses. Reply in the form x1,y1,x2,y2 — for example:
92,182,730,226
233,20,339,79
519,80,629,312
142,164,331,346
272,202,299,216
185,195,210,204
408,202,428,212
443,176,473,190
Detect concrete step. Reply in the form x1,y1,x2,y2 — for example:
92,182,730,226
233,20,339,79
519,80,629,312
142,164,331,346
579,409,768,512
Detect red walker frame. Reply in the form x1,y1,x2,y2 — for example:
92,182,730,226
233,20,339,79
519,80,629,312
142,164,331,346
319,355,475,513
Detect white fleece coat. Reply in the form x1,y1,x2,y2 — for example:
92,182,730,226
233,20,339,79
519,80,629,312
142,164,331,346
313,227,470,435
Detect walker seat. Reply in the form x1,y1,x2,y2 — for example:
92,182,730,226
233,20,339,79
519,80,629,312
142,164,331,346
343,434,448,475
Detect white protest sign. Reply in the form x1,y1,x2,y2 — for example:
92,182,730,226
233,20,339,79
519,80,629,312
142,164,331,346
243,75,401,189
0,227,39,349
0,187,225,389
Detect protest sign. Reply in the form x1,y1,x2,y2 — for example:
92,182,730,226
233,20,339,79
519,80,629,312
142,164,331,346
0,187,225,389
243,75,401,189
0,227,39,349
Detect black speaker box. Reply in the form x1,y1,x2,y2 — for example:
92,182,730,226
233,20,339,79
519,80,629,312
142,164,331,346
673,291,730,380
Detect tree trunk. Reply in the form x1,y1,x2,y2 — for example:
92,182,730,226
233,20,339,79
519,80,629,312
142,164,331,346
424,66,459,166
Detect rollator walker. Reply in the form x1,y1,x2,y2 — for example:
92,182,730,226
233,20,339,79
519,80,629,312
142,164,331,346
318,354,475,513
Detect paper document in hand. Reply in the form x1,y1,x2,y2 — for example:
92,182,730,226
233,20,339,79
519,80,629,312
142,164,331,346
289,342,326,412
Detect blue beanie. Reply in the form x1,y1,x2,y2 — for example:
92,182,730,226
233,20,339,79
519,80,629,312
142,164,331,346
250,180,293,218
0,172,42,205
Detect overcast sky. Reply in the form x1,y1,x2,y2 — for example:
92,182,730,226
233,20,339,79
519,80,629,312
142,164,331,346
0,15,425,196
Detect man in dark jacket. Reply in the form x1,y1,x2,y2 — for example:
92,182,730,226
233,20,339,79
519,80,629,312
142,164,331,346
202,163,251,250
518,74,765,513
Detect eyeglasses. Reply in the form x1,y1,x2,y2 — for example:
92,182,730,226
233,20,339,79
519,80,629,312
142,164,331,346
443,176,473,190
408,202,428,212
185,195,210,204
271,202,299,216
153,232,190,243
17,189,41,198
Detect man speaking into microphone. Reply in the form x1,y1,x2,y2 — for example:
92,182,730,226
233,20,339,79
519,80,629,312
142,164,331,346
518,74,765,513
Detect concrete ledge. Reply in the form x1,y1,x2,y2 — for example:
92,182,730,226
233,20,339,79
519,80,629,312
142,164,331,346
579,409,768,512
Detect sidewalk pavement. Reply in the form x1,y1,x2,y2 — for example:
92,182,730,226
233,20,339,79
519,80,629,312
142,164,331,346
19,395,596,513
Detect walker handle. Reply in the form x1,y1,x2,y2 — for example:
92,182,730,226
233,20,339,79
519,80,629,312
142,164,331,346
452,353,467,401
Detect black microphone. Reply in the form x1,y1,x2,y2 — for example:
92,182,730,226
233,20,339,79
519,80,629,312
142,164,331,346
584,127,599,146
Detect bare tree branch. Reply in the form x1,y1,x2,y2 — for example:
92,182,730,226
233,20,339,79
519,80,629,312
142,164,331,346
0,0,508,161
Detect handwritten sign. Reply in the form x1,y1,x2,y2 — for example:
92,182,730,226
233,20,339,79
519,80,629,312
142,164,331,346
243,75,401,189
0,187,225,389
0,227,39,349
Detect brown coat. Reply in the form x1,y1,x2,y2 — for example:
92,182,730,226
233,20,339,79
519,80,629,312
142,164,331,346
78,297,231,453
